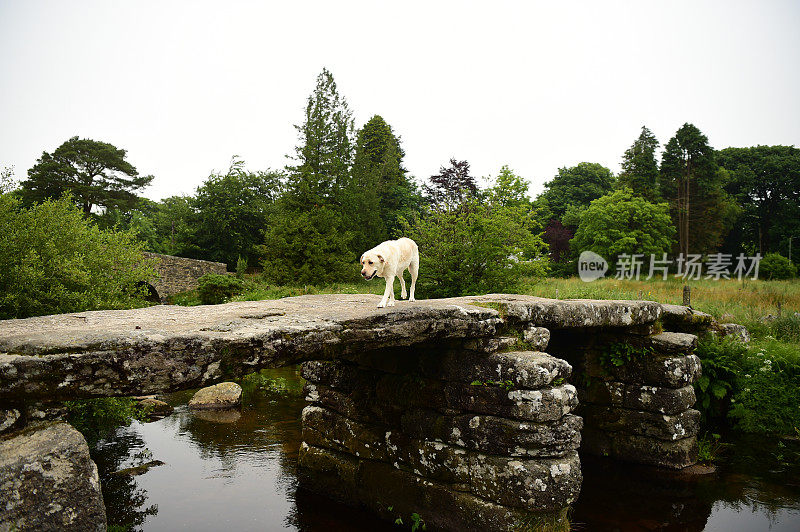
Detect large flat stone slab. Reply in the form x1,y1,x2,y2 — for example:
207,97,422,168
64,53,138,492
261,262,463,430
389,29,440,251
0,294,663,402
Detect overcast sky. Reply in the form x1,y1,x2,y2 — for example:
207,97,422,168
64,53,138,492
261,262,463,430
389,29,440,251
1,0,798,200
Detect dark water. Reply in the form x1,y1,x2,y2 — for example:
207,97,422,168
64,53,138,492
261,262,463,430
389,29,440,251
92,367,800,531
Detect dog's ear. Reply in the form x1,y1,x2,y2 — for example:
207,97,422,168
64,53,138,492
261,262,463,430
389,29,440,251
360,254,364,263
377,254,385,263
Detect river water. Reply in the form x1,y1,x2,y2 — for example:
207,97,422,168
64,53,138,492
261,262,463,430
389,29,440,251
91,367,800,531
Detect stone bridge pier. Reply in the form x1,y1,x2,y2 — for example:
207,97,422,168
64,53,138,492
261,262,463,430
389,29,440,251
0,294,715,531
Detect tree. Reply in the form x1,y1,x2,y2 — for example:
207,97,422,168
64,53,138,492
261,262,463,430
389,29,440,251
346,115,422,252
423,158,478,210
537,162,615,220
191,157,284,268
22,136,153,214
401,199,548,298
1,166,17,194
660,124,736,256
0,194,156,319
402,170,547,298
716,145,800,257
570,188,675,265
288,67,355,206
486,165,531,207
261,69,357,284
618,126,661,201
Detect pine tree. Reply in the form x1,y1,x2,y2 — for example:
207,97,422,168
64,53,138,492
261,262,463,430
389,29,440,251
261,68,356,284
347,115,421,252
287,68,355,207
660,123,736,256
22,136,153,214
618,126,661,201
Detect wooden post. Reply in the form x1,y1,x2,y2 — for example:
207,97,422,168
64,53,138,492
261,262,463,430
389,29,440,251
682,285,691,307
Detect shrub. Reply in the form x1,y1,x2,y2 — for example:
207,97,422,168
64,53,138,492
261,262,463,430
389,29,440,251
197,273,244,304
0,194,156,319
759,253,797,280
65,397,151,444
694,335,800,435
400,200,548,298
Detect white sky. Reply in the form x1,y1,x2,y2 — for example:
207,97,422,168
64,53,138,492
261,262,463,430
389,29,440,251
1,0,798,200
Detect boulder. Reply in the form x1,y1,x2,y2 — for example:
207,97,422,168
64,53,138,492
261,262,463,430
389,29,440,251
0,422,107,531
188,382,242,409
138,397,173,416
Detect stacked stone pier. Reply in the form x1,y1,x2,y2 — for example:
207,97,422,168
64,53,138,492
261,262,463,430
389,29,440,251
0,294,726,531
297,330,581,530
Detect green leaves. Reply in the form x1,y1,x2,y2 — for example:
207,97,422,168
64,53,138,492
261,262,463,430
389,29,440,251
22,136,153,214
0,194,156,319
570,188,675,265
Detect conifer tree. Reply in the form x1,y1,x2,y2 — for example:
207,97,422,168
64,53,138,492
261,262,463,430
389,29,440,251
347,115,421,251
618,126,661,201
262,69,356,284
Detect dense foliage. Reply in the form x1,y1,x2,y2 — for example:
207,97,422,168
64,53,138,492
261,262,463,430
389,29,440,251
402,168,548,298
197,273,246,305
570,188,675,265
759,252,798,280
0,194,155,319
22,136,153,214
694,334,800,436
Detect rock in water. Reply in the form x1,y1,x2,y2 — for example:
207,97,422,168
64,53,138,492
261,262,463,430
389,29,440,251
188,382,242,409
0,421,107,531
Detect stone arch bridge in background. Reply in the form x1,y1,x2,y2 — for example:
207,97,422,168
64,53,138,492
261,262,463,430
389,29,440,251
143,252,228,300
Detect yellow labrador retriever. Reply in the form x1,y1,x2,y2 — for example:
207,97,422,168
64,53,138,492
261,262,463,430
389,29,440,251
360,237,419,308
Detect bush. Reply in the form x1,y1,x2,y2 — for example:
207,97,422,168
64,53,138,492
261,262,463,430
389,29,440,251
65,397,151,444
0,194,156,319
401,200,548,298
694,335,800,435
759,253,797,280
197,273,244,304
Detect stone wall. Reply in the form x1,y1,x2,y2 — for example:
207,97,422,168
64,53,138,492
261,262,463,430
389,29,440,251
297,331,581,531
144,252,228,298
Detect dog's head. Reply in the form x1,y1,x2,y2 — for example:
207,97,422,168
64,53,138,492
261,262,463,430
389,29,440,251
360,251,385,280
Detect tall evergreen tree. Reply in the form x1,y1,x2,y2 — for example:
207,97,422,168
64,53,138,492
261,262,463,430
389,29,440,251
347,115,421,252
618,126,661,201
660,123,736,256
287,67,355,207
262,69,356,284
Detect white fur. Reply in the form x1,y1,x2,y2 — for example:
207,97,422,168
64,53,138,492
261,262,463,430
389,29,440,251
360,238,419,308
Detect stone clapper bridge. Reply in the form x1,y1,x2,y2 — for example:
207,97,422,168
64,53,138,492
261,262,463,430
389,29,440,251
0,294,716,531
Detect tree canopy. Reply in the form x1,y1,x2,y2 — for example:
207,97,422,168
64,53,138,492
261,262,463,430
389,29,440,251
570,188,675,265
660,123,737,256
22,136,153,214
717,145,800,256
538,162,615,220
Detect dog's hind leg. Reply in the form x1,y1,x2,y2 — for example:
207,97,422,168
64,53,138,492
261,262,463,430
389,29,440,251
408,256,418,302
398,271,407,300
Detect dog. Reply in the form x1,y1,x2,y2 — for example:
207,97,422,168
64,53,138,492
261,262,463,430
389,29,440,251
360,237,419,308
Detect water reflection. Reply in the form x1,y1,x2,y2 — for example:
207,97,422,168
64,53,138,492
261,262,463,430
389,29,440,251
92,366,800,531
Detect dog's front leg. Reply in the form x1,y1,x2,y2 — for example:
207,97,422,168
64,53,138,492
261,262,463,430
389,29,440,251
378,274,395,308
